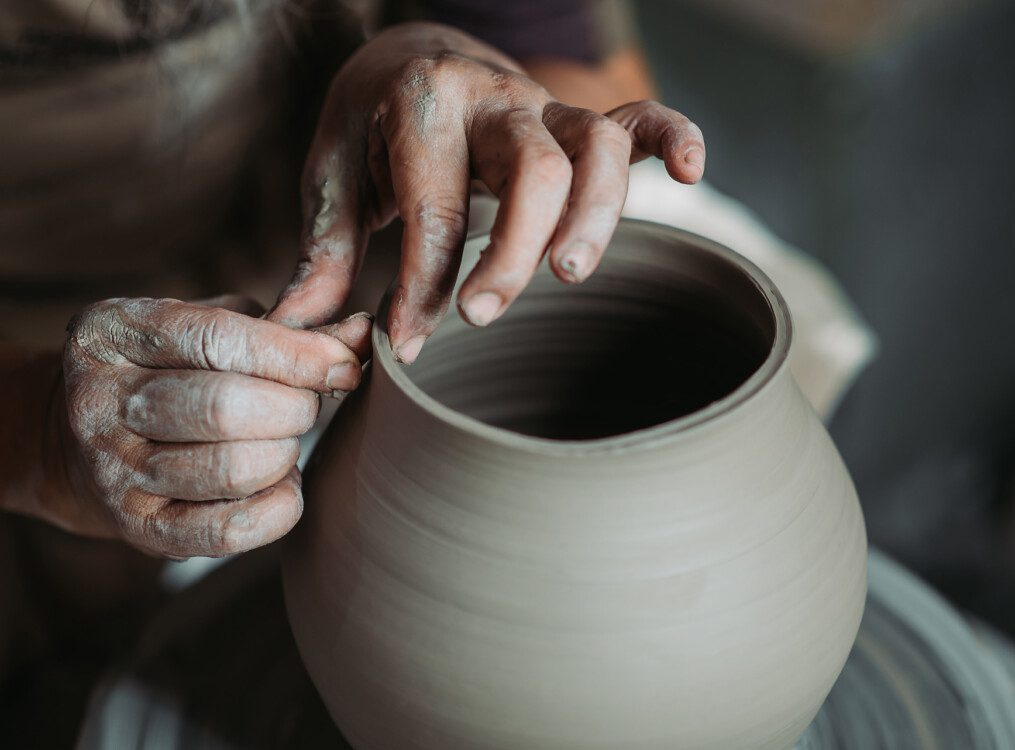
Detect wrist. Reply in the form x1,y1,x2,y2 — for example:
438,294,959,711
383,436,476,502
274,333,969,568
0,346,114,538
358,21,525,78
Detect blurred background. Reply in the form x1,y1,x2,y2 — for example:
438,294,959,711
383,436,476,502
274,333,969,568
629,0,1015,634
2,0,1014,745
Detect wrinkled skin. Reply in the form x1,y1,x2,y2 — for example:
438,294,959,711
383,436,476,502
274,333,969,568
51,22,705,557
58,295,371,558
269,22,706,363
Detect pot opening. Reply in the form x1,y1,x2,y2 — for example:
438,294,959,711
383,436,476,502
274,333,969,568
401,229,779,441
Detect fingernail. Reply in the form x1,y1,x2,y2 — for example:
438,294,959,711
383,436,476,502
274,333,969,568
559,241,594,283
347,311,375,322
460,291,503,327
331,389,348,401
393,334,426,365
326,361,357,390
684,147,705,172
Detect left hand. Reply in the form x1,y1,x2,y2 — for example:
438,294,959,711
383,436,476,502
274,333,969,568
268,22,705,363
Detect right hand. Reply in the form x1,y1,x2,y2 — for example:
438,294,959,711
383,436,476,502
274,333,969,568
58,295,372,558
268,23,706,364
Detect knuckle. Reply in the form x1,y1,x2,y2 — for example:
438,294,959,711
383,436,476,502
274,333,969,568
395,56,436,90
204,379,234,433
499,106,536,131
493,70,544,101
203,517,231,556
196,314,224,370
588,116,631,147
645,103,693,137
188,310,243,371
217,445,250,497
214,504,263,556
66,376,112,436
87,446,123,495
65,299,124,363
121,392,148,431
428,49,468,80
67,298,172,365
119,441,154,487
661,119,700,151
412,199,468,255
67,300,108,333
132,449,162,492
521,148,572,184
635,98,667,116
622,100,674,132
211,525,239,556
120,372,153,425
667,110,694,133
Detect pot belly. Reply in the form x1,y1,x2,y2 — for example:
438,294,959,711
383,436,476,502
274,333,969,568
283,381,867,750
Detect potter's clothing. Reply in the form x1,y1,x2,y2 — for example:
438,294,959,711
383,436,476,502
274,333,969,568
0,0,634,347
0,0,365,345
382,0,636,63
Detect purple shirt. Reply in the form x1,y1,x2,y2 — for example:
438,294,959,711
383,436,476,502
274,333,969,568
392,0,622,63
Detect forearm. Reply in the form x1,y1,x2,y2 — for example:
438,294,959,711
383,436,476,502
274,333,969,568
0,344,98,534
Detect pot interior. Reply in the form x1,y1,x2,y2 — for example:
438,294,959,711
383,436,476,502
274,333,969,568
403,226,778,441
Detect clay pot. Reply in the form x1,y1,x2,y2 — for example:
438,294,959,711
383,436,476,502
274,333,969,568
282,219,867,750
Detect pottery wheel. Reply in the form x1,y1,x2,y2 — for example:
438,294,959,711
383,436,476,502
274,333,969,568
76,549,1015,749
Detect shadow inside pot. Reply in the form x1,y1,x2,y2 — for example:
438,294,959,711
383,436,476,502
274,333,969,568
405,224,777,440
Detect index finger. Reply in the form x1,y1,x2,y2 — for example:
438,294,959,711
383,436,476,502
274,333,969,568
69,298,363,394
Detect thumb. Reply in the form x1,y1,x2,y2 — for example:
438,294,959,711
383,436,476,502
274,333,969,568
313,311,374,364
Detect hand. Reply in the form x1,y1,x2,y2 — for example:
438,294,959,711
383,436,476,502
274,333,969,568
58,296,372,558
269,23,705,363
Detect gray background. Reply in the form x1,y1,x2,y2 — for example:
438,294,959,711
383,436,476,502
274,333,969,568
634,0,1015,633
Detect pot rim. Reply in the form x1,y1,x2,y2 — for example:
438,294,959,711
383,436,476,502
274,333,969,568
371,218,793,456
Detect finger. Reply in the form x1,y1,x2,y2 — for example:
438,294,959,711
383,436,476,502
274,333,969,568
267,175,367,329
542,104,632,284
605,100,705,184
127,469,304,558
72,299,363,393
123,370,320,442
191,294,266,318
312,311,374,364
138,438,300,501
378,87,471,364
458,109,573,327
266,115,382,329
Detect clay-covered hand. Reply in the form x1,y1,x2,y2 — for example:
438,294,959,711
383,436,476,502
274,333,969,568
57,295,371,558
268,22,705,363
